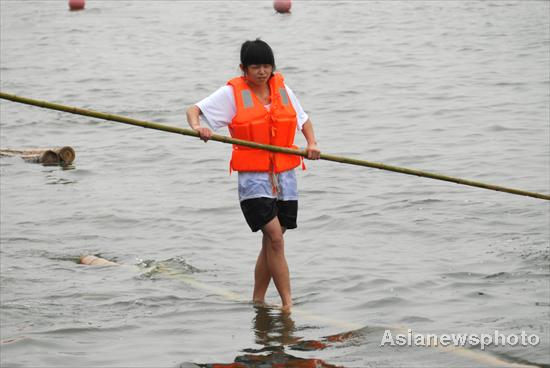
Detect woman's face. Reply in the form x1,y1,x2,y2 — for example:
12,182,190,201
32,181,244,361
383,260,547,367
243,64,273,87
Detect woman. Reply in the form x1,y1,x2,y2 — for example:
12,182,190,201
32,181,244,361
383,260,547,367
186,39,320,311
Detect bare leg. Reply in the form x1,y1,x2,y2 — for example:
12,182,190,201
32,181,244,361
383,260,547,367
260,217,292,309
252,238,271,304
253,226,287,304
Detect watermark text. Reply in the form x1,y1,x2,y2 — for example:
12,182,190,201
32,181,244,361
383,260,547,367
380,329,540,350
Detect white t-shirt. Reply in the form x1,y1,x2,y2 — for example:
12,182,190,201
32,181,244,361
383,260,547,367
196,83,309,131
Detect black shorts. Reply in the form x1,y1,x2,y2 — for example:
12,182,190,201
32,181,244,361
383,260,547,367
240,197,298,232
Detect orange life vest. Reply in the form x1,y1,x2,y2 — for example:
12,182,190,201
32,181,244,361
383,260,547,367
227,73,302,173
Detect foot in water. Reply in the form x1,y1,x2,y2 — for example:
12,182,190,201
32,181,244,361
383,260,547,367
252,299,292,312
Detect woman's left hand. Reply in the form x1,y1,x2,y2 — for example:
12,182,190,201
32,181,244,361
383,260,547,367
305,142,321,160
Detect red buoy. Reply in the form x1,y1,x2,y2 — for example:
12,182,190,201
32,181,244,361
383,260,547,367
273,0,291,14
69,0,85,11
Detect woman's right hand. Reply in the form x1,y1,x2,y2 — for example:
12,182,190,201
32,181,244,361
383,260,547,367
186,105,212,142
195,127,213,142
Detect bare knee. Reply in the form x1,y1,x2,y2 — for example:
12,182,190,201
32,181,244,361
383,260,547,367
262,231,284,253
262,217,285,253
271,234,285,252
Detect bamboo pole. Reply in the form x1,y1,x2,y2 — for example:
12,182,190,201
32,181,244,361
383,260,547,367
73,254,533,367
1,91,548,201
22,150,60,165
55,146,76,163
1,149,60,165
79,255,118,266
1,146,75,164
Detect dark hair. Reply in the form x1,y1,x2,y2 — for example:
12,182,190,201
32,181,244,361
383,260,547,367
240,39,276,70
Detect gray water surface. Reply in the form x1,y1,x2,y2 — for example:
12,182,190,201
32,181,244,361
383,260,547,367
1,1,549,367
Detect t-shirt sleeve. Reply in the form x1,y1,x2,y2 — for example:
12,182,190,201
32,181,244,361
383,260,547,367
285,84,309,131
195,85,236,131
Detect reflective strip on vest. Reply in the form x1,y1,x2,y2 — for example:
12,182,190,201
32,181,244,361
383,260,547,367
242,90,254,108
279,87,289,105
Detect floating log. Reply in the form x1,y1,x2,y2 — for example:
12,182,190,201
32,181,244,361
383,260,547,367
79,255,118,266
55,146,76,163
22,150,60,165
0,146,76,165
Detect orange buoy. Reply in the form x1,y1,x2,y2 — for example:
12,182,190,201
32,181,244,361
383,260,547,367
273,0,291,14
69,0,85,11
